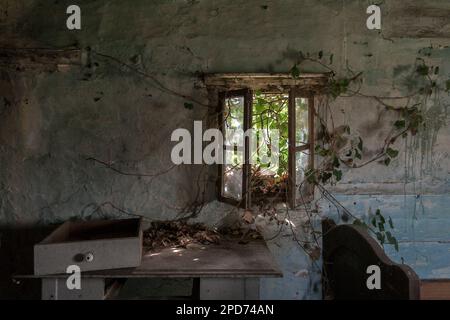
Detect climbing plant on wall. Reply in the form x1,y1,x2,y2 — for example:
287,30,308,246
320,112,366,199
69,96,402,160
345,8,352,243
284,48,448,258
81,47,446,261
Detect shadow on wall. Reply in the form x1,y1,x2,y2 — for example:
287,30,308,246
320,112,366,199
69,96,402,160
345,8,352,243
0,224,60,299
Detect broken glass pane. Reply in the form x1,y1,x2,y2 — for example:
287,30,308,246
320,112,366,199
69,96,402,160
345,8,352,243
296,150,310,200
222,96,244,200
295,97,309,146
223,164,243,200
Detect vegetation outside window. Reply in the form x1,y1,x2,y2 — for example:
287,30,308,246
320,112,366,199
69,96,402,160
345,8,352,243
215,82,316,209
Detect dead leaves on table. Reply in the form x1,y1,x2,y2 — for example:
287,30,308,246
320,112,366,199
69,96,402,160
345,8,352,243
143,221,220,251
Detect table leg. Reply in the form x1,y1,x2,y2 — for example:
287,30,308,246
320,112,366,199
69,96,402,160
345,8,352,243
199,278,260,300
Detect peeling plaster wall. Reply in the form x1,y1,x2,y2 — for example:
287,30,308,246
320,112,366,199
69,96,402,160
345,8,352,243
1,0,450,299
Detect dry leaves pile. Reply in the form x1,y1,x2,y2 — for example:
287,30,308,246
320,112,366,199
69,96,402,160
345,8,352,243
143,221,221,251
251,167,288,202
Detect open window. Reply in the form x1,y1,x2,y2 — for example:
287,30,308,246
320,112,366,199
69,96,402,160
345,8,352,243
206,74,327,209
218,89,252,208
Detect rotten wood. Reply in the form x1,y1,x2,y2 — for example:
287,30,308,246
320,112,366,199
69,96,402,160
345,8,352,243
204,73,330,93
0,48,82,71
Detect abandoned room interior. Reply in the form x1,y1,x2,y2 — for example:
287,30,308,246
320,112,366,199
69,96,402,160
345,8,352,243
0,0,450,302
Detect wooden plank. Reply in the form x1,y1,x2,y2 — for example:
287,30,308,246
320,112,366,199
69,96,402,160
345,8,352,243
204,73,330,92
420,280,450,300
0,48,82,71
207,73,328,79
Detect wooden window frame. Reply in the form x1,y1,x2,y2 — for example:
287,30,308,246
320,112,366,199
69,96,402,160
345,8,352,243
217,88,315,209
288,89,315,208
207,73,328,209
217,89,253,208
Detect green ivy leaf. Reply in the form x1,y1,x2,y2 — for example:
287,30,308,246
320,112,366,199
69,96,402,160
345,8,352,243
290,64,301,79
376,232,385,244
355,150,362,160
394,120,406,129
371,217,377,228
388,216,394,229
386,231,393,241
333,169,343,182
393,238,399,252
416,65,429,76
357,137,363,152
305,169,317,184
184,102,194,110
385,232,399,251
384,157,391,166
321,172,333,183
345,125,351,134
333,156,340,168
386,148,399,158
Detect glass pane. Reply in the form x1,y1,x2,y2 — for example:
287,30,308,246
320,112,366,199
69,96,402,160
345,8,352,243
222,96,244,200
223,164,242,200
296,151,310,200
224,96,244,134
295,97,309,146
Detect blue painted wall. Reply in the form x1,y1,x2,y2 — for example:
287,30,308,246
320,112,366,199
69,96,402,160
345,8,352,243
321,195,450,279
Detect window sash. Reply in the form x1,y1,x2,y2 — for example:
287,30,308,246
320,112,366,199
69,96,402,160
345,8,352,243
218,89,252,208
218,88,314,209
288,88,315,208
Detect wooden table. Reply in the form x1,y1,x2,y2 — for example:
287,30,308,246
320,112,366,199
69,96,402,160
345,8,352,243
15,238,282,300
